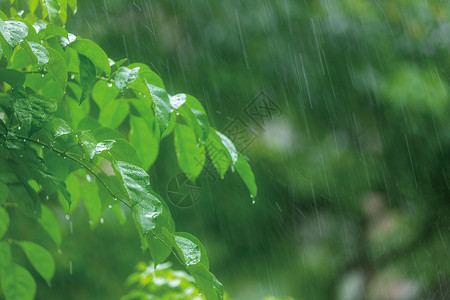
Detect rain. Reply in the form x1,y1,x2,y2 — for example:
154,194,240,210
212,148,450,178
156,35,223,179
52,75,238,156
0,0,449,299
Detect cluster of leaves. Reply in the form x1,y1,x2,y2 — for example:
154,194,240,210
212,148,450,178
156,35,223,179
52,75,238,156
122,261,213,300
0,1,256,299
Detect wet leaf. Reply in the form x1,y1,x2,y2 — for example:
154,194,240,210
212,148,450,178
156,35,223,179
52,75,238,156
71,38,110,76
235,154,257,198
174,124,205,181
115,66,139,91
0,20,28,48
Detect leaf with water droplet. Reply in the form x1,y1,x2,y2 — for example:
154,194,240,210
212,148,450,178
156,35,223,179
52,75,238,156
114,66,140,91
0,20,28,48
235,154,257,198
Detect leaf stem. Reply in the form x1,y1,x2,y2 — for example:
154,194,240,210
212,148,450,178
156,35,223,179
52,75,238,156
10,134,132,209
3,134,185,268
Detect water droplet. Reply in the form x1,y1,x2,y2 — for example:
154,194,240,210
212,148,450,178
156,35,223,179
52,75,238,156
108,205,112,209
41,74,45,77
88,220,93,226
57,249,62,255
100,218,104,224
23,139,26,142
63,156,67,160
41,145,45,149
45,195,49,200
18,126,21,130
252,200,256,205
36,138,40,142
70,75,75,80
19,154,23,158
107,83,113,88
175,112,180,116
65,215,70,220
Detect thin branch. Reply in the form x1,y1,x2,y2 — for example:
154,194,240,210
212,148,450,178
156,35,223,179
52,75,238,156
4,133,186,266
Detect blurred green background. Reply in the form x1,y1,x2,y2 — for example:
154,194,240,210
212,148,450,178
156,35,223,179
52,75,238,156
4,0,449,299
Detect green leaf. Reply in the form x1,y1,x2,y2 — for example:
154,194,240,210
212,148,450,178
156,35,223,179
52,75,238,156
47,118,72,139
129,115,159,170
0,20,28,48
0,207,9,239
174,232,209,269
96,173,126,209
78,130,96,159
0,69,25,89
128,63,164,89
133,198,163,234
0,11,7,21
235,154,257,198
205,130,231,179
70,38,110,76
187,264,224,300
61,172,80,214
1,263,36,300
41,0,60,23
57,0,68,25
28,0,39,14
67,0,77,13
98,99,129,128
216,131,238,164
146,227,173,265
174,124,205,181
38,205,61,246
43,24,68,38
113,161,168,234
92,80,119,108
81,181,102,227
9,179,41,219
148,84,171,134
93,139,115,158
17,241,55,286
28,42,49,69
108,139,141,167
92,127,123,141
10,43,35,70
46,47,67,89
113,161,153,208
175,96,210,141
114,66,140,91
78,54,96,104
0,241,11,270
12,92,57,135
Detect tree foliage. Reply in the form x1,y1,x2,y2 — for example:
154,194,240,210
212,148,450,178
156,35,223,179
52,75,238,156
0,1,256,299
